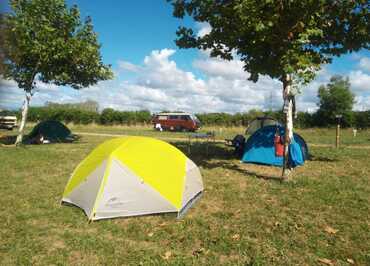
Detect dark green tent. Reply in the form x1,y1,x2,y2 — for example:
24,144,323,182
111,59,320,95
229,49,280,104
27,120,74,143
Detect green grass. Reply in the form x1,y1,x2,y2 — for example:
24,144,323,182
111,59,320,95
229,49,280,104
16,122,370,145
68,123,246,141
63,123,370,147
296,128,370,146
0,126,369,265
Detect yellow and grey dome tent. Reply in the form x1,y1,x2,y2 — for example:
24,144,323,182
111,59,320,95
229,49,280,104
62,137,203,221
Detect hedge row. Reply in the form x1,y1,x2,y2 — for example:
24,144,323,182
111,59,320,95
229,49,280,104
27,107,100,124
24,107,152,125
100,108,152,125
3,106,369,128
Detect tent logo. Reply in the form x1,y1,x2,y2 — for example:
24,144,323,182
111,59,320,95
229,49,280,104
106,197,126,208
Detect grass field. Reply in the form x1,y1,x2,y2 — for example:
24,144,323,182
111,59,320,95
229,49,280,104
70,123,370,146
0,125,369,265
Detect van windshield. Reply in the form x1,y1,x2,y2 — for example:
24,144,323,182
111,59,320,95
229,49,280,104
190,115,200,123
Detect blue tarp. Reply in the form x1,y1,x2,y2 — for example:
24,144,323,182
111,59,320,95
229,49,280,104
242,125,308,167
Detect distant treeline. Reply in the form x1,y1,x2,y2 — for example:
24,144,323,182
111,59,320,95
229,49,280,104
197,110,370,128
2,105,369,128
24,107,153,125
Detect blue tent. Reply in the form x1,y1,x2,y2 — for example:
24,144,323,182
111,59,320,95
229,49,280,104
242,125,308,167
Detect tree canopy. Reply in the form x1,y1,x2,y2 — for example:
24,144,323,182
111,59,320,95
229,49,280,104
169,0,369,83
45,99,99,112
0,0,113,144
317,75,355,126
168,0,369,176
0,0,113,92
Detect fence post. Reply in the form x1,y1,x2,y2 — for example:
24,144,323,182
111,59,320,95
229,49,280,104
335,114,342,148
336,124,340,148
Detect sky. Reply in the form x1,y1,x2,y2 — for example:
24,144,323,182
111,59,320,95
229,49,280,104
0,1,370,113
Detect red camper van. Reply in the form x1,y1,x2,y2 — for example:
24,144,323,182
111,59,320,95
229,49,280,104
152,112,201,132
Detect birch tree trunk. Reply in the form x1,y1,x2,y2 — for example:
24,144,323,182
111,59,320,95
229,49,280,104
282,74,294,179
15,92,31,145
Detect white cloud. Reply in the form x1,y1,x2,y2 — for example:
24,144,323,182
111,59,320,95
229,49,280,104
2,49,370,113
117,49,284,113
294,68,332,112
0,84,24,109
354,95,370,111
358,57,370,72
137,49,207,96
196,22,211,37
118,60,142,72
0,78,100,110
348,70,370,110
193,56,246,80
349,70,370,92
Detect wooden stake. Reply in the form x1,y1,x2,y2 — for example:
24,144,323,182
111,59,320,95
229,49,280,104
336,123,340,148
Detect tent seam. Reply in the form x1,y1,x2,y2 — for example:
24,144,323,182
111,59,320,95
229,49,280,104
113,158,179,211
63,137,132,198
89,138,134,220
89,156,113,221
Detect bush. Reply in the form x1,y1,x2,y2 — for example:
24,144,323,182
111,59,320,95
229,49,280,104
99,109,151,125
27,106,99,124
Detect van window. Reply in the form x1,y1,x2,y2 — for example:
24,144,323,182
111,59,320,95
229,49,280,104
169,115,179,120
158,115,167,120
180,115,190,121
191,115,200,123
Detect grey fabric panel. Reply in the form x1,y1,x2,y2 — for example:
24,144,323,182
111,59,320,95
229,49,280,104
92,210,176,221
62,160,107,218
181,159,204,208
178,191,203,218
94,159,177,220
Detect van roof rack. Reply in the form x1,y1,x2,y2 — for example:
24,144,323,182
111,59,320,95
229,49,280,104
156,112,193,115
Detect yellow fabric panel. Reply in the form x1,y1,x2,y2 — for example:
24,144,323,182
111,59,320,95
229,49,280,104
63,137,131,197
112,137,187,209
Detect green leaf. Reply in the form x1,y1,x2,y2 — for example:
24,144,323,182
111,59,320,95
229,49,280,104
1,0,113,92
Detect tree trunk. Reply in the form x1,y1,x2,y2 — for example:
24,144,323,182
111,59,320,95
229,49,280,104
282,74,294,180
15,93,31,145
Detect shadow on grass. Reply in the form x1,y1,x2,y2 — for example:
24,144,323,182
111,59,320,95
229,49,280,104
171,141,234,167
223,162,283,181
0,134,16,145
171,141,284,181
0,133,82,146
309,154,339,162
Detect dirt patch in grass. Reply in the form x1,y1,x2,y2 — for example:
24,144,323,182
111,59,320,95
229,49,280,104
47,239,67,254
68,251,100,265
